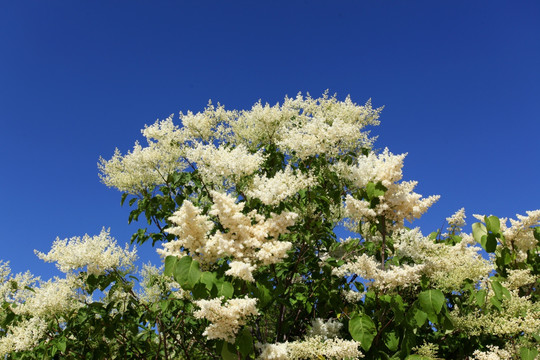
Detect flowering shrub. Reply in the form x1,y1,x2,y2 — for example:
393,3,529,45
1,93,539,359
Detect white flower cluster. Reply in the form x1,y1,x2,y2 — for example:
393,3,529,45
274,94,380,159
98,116,187,194
340,149,439,227
472,345,512,360
446,207,466,233
0,316,48,356
180,101,234,141
394,228,492,291
185,143,266,185
451,288,540,337
0,261,39,305
307,318,342,339
14,275,83,317
193,296,259,342
99,93,380,196
473,210,540,261
502,269,536,290
159,191,298,282
258,335,363,360
246,166,317,206
334,148,405,189
411,342,440,359
35,228,137,276
333,253,425,291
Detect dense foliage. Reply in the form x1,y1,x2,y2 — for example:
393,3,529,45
1,94,539,359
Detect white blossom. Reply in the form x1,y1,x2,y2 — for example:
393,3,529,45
193,296,259,342
35,228,137,276
98,116,187,193
246,166,317,206
0,317,48,356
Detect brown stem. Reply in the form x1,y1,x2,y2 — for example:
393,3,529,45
380,217,387,269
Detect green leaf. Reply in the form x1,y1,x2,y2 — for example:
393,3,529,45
192,282,209,299
200,271,216,290
164,256,178,277
472,222,487,244
533,227,540,241
383,330,399,352
365,181,386,200
236,328,254,356
406,356,432,360
418,290,445,314
349,314,377,351
490,296,502,311
485,233,498,253
475,289,487,307
221,342,237,360
215,280,234,299
56,338,66,353
485,215,501,234
174,256,202,289
520,347,538,360
413,308,428,327
491,280,504,300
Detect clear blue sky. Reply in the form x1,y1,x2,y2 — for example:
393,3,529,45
1,1,539,280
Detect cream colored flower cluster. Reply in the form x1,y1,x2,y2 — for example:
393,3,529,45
306,318,343,339
394,228,492,291
137,263,188,304
340,148,439,227
232,93,380,158
502,268,536,290
180,101,235,141
0,261,39,305
193,296,259,342
274,94,380,159
99,93,380,196
473,210,540,261
0,316,48,356
35,228,137,276
159,191,298,282
411,342,441,359
333,253,425,291
99,116,188,194
258,335,363,360
185,143,266,185
451,288,540,337
446,207,466,233
472,345,512,360
14,275,83,317
333,148,405,189
245,166,317,206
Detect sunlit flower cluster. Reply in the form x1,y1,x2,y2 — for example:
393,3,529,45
185,143,266,185
246,166,317,206
0,316,48,356
446,207,466,234
14,275,83,317
394,228,493,291
307,318,343,339
333,253,425,291
451,288,540,337
341,148,439,228
193,296,259,342
35,228,137,276
98,116,187,193
471,345,512,360
0,261,39,305
160,191,297,281
258,336,363,360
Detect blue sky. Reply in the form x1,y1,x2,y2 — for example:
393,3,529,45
1,1,539,280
